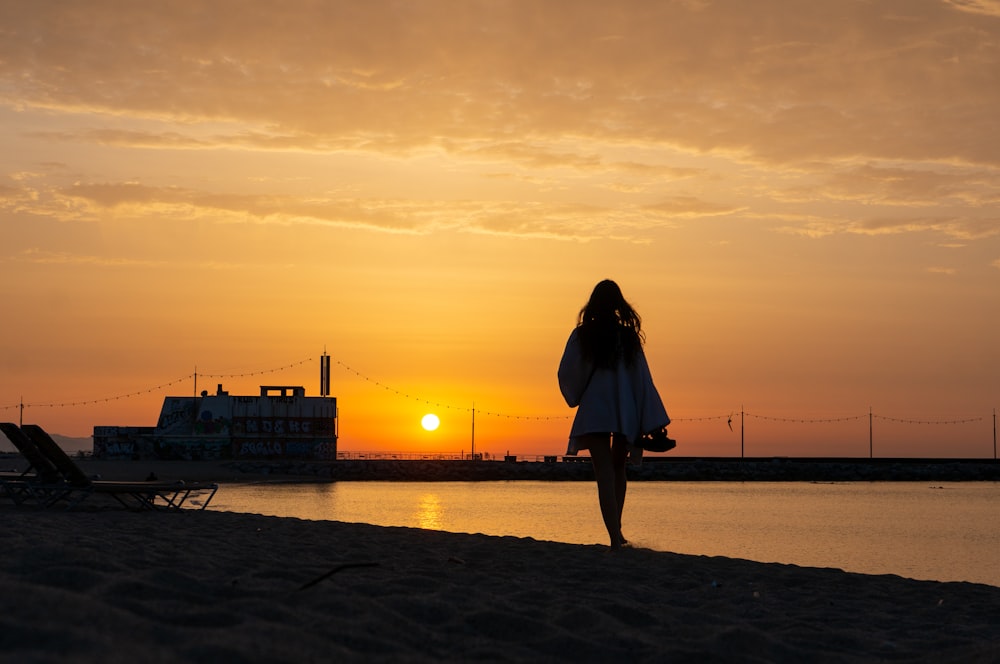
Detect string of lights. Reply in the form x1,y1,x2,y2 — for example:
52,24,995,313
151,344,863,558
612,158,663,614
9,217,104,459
1,357,315,412
334,360,571,421
873,415,983,425
0,375,190,411
197,357,313,379
1,353,992,430
746,412,868,424
672,415,730,422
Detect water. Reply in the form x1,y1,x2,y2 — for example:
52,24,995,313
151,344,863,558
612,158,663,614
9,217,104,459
208,481,1000,587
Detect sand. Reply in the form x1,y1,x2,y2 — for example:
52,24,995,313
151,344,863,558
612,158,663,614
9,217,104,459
1,507,998,663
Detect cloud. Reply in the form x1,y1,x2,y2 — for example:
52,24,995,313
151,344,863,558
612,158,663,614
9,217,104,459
6,248,167,268
53,181,643,241
776,218,1000,241
59,183,436,234
643,196,742,219
943,0,1000,16
26,129,218,150
852,219,1000,240
3,248,286,272
3,173,982,248
820,165,999,207
2,2,999,249
2,0,999,168
24,127,384,154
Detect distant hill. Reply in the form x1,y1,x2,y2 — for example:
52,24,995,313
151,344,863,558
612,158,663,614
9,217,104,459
51,434,93,453
0,431,92,454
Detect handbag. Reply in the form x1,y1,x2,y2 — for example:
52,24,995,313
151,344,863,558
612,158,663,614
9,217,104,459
638,426,676,453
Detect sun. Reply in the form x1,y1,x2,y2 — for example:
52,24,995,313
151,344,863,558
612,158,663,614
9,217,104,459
421,413,440,431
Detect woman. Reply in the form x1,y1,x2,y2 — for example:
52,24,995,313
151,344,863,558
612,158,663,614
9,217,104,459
558,280,670,548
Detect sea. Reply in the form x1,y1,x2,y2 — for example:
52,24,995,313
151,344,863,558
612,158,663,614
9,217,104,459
208,480,1000,588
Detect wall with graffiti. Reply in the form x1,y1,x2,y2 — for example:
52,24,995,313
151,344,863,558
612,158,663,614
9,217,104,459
94,386,337,460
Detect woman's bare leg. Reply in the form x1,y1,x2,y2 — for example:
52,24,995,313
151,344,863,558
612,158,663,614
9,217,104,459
586,434,624,548
611,434,630,544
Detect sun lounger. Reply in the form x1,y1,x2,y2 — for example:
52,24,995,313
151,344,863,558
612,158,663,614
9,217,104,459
0,422,77,507
21,424,219,511
0,422,63,483
1,423,218,511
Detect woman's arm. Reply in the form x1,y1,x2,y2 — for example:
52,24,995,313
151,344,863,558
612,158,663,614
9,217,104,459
557,328,591,407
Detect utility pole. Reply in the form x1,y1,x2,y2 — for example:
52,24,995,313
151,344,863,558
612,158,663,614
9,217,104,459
740,405,744,459
869,407,873,459
471,402,476,460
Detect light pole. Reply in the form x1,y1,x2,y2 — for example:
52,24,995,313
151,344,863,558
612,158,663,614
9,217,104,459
869,407,873,459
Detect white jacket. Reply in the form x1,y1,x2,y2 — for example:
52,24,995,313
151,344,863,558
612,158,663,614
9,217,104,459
558,327,670,454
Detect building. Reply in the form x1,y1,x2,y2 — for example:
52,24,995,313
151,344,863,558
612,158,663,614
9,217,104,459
93,383,338,461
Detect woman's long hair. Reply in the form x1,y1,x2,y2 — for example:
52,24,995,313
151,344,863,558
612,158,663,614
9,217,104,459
576,279,644,368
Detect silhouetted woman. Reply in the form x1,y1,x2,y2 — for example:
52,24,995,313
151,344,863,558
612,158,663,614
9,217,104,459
558,279,670,548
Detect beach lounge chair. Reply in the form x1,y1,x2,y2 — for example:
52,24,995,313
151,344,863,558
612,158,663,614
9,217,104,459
21,424,219,511
0,422,62,482
0,422,78,507
2,423,218,511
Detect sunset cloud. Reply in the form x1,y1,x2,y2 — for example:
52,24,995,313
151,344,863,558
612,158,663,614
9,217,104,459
943,0,1000,16
51,181,632,241
3,2,998,167
2,0,997,248
775,218,1000,242
8,249,169,268
821,165,998,207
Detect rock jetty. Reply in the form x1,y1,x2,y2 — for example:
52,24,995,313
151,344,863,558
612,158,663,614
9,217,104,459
226,457,1000,482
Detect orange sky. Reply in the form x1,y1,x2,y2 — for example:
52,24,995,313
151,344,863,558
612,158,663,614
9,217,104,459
1,1,998,458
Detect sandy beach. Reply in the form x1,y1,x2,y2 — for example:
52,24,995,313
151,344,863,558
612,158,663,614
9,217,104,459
1,507,997,663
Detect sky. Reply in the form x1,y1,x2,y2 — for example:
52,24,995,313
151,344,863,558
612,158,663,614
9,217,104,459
1,0,998,458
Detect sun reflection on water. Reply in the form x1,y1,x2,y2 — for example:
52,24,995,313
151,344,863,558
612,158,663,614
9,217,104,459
209,482,1000,587
415,493,443,530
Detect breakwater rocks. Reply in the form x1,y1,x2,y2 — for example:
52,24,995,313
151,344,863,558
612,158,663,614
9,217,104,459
226,457,1000,482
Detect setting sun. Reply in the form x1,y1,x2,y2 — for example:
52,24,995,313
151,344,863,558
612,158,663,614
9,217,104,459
421,414,440,432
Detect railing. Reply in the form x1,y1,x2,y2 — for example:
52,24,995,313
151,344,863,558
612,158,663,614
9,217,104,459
335,451,565,462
